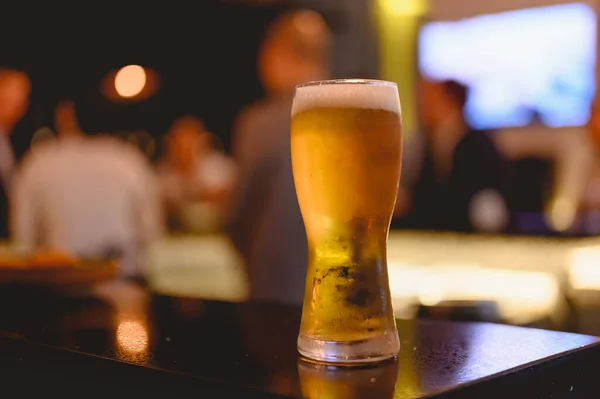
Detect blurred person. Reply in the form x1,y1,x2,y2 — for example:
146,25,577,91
228,9,333,304
157,115,236,232
11,99,162,278
0,68,30,239
576,98,600,233
399,79,514,233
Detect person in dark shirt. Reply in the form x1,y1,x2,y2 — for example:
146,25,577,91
0,68,30,239
401,79,514,233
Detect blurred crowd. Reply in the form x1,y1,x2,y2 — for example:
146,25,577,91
2,9,600,305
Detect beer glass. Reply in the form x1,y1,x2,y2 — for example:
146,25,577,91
291,79,402,363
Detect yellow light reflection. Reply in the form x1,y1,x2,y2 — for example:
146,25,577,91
387,262,560,323
417,277,444,306
298,359,400,399
380,0,428,17
114,65,147,98
377,0,428,136
569,246,600,290
547,198,577,232
116,319,148,355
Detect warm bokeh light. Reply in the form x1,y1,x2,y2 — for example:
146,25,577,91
114,65,147,98
380,0,427,16
388,262,560,324
548,198,577,233
569,245,600,290
377,0,427,136
116,319,149,354
293,10,326,38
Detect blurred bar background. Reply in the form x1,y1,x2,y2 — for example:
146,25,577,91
2,0,600,340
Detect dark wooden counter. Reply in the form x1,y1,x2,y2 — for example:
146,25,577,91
0,282,599,398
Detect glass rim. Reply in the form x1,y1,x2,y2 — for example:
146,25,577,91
295,79,397,89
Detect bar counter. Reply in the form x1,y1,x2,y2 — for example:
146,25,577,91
1,281,600,398
147,232,600,326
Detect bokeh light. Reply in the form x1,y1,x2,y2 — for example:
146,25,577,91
116,319,148,354
114,65,147,98
380,0,427,16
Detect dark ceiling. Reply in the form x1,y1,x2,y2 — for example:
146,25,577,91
1,1,300,155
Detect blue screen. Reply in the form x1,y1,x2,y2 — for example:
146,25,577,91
419,3,597,129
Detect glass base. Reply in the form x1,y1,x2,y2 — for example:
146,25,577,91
298,332,400,365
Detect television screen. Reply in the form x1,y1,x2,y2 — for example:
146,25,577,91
418,3,597,129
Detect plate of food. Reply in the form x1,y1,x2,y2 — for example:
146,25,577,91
0,248,119,288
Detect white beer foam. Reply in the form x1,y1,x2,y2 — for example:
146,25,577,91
292,80,401,116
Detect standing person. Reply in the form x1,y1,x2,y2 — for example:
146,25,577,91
402,79,514,233
0,68,30,239
228,10,333,304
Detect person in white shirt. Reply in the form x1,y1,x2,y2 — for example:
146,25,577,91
11,100,162,277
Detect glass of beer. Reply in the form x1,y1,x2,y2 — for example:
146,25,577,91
291,79,402,364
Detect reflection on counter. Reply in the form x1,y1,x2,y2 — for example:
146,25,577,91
94,280,151,364
298,359,399,399
388,264,562,325
116,319,149,356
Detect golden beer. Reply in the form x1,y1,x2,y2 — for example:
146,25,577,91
291,80,402,363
